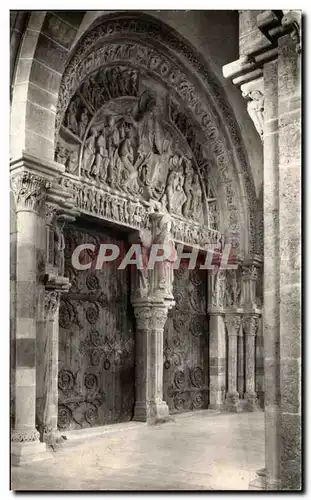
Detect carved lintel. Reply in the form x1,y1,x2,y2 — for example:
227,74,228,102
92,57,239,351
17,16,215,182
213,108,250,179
10,171,51,213
225,314,242,336
243,315,259,336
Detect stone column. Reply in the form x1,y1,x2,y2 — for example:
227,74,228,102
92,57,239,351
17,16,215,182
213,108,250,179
243,315,260,411
278,28,301,490
130,214,175,424
10,170,50,464
208,270,226,410
237,325,245,398
225,315,241,412
132,302,170,423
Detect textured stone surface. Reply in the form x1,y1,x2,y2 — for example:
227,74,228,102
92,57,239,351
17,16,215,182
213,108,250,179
11,411,264,491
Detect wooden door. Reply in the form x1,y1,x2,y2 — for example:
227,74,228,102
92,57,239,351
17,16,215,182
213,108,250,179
58,223,135,431
163,266,209,413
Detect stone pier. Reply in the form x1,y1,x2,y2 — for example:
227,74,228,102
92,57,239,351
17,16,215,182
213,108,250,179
223,10,301,490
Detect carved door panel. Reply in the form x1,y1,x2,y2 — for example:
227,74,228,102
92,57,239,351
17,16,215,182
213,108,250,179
163,267,209,413
58,224,135,431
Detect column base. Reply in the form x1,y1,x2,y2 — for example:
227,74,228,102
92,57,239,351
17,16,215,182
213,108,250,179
244,392,260,411
225,392,243,412
249,467,267,490
133,400,171,424
11,441,48,466
249,476,266,490
43,428,66,449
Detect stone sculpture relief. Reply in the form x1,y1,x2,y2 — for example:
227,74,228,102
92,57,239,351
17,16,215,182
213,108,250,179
55,65,215,231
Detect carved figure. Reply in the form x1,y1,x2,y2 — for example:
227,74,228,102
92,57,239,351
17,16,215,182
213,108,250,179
106,117,120,186
163,155,186,215
53,223,65,276
66,99,78,135
82,129,98,178
91,129,108,181
182,157,193,218
118,130,140,194
152,214,176,298
79,108,89,138
243,90,264,141
191,174,203,221
66,150,79,175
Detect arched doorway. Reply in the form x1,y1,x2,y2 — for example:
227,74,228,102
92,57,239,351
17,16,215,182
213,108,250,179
10,11,260,438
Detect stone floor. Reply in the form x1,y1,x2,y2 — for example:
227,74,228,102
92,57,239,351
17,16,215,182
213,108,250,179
11,410,264,491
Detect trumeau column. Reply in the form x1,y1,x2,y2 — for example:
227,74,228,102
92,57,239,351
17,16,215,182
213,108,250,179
10,153,64,465
130,213,175,423
223,10,301,491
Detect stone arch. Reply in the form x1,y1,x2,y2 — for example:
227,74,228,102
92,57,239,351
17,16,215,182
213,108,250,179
10,10,257,256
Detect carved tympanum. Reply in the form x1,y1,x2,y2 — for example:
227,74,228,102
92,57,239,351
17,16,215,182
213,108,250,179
55,64,218,230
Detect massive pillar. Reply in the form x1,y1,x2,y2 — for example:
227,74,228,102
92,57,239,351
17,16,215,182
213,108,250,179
223,10,301,490
132,303,171,422
10,154,63,464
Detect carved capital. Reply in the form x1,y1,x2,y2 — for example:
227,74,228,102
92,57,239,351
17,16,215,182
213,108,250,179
133,306,152,330
11,428,40,443
242,263,258,281
10,171,51,213
225,314,242,336
243,315,259,336
44,290,61,320
149,307,169,330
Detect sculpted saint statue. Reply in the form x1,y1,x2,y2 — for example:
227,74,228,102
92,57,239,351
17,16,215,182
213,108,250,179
152,214,177,298
66,100,78,135
79,108,89,139
118,129,140,194
191,174,203,221
91,129,108,182
183,157,193,210
82,129,98,178
53,223,65,276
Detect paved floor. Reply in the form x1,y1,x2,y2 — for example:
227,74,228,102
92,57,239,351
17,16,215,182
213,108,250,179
11,410,264,491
